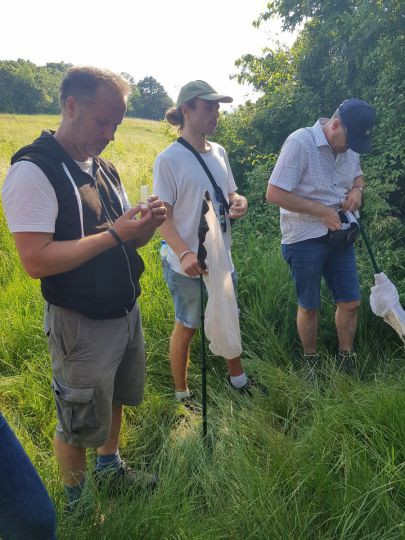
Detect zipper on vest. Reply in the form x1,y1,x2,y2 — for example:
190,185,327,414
93,178,137,305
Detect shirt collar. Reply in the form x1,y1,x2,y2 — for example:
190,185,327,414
312,118,330,147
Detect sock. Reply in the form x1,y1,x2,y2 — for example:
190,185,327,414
96,452,122,471
175,389,191,401
338,350,357,358
65,479,85,507
230,373,248,388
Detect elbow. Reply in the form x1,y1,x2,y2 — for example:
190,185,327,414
20,256,45,279
266,185,277,204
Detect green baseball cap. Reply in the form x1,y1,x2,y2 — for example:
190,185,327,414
176,80,233,108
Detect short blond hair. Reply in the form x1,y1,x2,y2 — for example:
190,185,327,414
60,66,130,107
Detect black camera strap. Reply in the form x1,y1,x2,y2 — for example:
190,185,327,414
177,137,230,214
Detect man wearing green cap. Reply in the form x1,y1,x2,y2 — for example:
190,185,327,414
153,80,256,404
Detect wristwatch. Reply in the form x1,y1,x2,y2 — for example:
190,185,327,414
352,186,364,193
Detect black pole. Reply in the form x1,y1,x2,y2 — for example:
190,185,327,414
200,275,207,441
357,218,381,274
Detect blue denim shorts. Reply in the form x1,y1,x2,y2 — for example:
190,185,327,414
162,258,237,328
281,236,360,310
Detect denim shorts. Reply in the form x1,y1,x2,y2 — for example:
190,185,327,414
162,258,237,328
281,236,360,310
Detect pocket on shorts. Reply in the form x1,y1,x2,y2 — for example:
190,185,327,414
50,307,84,360
51,377,99,434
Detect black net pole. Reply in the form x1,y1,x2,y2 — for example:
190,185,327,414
358,219,381,274
200,274,208,441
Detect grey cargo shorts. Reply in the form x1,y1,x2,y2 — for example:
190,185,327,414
46,302,145,448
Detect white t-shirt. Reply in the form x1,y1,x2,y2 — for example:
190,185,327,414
153,141,237,275
269,119,363,244
2,159,131,233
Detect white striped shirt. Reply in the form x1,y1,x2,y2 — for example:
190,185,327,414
269,119,363,244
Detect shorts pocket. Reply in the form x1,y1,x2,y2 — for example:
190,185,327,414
51,378,99,434
50,308,84,360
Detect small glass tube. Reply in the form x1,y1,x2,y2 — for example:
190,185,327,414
140,185,149,208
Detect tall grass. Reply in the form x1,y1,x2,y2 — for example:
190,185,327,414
0,114,404,539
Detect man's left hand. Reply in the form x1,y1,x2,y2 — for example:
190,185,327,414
341,188,362,213
228,195,248,219
140,195,167,227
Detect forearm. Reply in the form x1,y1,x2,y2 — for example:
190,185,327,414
352,176,364,189
266,184,326,218
132,224,158,249
159,218,190,257
14,230,117,279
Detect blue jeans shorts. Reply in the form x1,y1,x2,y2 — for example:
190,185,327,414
281,236,360,310
162,258,238,328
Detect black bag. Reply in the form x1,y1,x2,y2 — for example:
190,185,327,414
327,211,359,248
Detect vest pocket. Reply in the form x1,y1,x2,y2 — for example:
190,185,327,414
51,378,99,434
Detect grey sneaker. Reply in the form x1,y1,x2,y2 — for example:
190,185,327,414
337,350,357,374
227,376,269,397
302,352,320,367
297,353,321,383
95,460,158,496
177,392,201,413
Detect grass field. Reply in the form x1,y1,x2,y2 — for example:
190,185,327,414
0,114,404,539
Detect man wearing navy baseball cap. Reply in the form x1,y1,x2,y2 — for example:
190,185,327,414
267,98,376,371
338,98,376,154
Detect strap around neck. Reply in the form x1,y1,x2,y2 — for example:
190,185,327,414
177,137,230,211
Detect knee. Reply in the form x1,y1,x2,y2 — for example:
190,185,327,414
298,306,318,319
173,323,196,342
338,300,360,313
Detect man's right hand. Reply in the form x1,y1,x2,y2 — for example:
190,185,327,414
320,206,342,231
180,252,207,277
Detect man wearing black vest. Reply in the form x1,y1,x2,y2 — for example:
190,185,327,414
2,66,166,509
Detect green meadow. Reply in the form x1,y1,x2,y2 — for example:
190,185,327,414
0,115,404,539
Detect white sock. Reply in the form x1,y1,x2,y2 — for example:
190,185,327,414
175,389,191,401
230,373,248,388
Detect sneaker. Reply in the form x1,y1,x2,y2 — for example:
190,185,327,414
177,393,201,413
302,352,320,367
94,460,158,496
227,376,269,397
297,353,321,382
337,351,357,374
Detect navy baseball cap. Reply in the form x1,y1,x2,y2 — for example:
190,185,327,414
338,98,376,154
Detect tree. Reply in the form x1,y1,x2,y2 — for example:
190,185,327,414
0,60,68,114
136,76,173,120
217,0,404,212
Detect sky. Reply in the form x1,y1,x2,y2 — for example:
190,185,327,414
0,0,296,109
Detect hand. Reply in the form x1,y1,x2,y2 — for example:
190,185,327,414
139,195,167,227
180,252,207,277
320,206,342,231
341,188,362,213
111,197,167,243
228,195,248,219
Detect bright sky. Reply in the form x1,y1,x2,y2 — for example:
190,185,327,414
1,0,296,109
